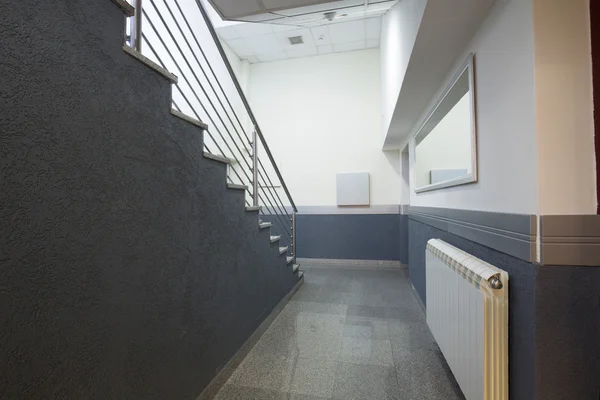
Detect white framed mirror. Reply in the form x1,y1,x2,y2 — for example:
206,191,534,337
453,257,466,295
414,54,477,193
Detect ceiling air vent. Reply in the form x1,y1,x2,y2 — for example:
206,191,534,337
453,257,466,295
288,36,304,45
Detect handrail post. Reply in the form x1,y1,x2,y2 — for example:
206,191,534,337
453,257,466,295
196,0,297,213
292,212,297,260
131,0,143,51
252,128,259,207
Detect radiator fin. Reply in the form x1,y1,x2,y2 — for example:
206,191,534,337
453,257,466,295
426,239,508,400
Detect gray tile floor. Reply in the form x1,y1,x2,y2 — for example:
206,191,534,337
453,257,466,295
215,266,465,400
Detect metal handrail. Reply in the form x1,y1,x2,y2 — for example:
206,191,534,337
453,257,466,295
127,0,299,258
141,31,255,195
195,0,298,213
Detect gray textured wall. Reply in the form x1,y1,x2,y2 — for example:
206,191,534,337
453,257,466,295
296,214,402,261
0,1,297,398
408,218,600,400
534,266,600,400
399,214,409,265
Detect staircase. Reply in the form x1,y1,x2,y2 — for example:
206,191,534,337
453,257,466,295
0,0,301,398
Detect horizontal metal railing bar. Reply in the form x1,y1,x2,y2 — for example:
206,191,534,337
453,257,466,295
257,157,292,221
255,185,291,236
259,201,293,241
138,1,296,244
143,2,255,182
256,184,293,241
144,35,253,191
196,0,297,213
170,0,252,151
160,0,252,157
257,168,293,233
143,25,255,197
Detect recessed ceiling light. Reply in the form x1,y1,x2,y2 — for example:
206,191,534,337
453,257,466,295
324,11,336,21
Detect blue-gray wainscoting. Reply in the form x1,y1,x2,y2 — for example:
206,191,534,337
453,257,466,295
408,217,600,400
296,213,408,262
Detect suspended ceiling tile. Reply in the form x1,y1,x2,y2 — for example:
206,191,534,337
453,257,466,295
218,25,241,40
234,23,274,37
275,27,316,49
328,20,365,44
226,38,254,57
311,25,331,46
272,24,299,32
245,34,283,54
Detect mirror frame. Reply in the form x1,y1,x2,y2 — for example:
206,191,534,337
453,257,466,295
414,54,478,193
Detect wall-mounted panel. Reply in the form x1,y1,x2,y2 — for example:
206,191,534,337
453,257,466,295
336,172,370,206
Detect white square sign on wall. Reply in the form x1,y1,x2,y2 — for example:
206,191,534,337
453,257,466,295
336,172,370,206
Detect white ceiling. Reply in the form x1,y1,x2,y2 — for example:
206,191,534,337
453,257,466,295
208,0,336,19
217,17,383,64
208,0,396,24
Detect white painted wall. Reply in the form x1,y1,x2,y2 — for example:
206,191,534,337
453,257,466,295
533,0,597,215
408,0,538,214
415,93,472,187
380,0,427,140
247,49,401,206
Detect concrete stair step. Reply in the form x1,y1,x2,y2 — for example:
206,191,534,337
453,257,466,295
204,152,233,164
259,222,272,230
172,109,208,130
227,183,247,191
122,46,177,83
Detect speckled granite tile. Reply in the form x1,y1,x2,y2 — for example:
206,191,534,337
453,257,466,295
393,348,464,400
333,363,400,400
214,385,286,400
343,317,390,340
388,321,438,351
339,337,394,367
285,357,337,398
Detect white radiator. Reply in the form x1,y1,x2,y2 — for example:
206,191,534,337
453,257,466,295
426,239,509,400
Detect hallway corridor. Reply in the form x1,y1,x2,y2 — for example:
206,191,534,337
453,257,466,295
215,266,464,400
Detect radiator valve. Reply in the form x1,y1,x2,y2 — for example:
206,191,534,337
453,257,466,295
488,276,503,290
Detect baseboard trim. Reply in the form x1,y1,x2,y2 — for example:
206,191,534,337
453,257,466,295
410,282,426,314
196,276,304,400
297,258,407,269
296,205,406,215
